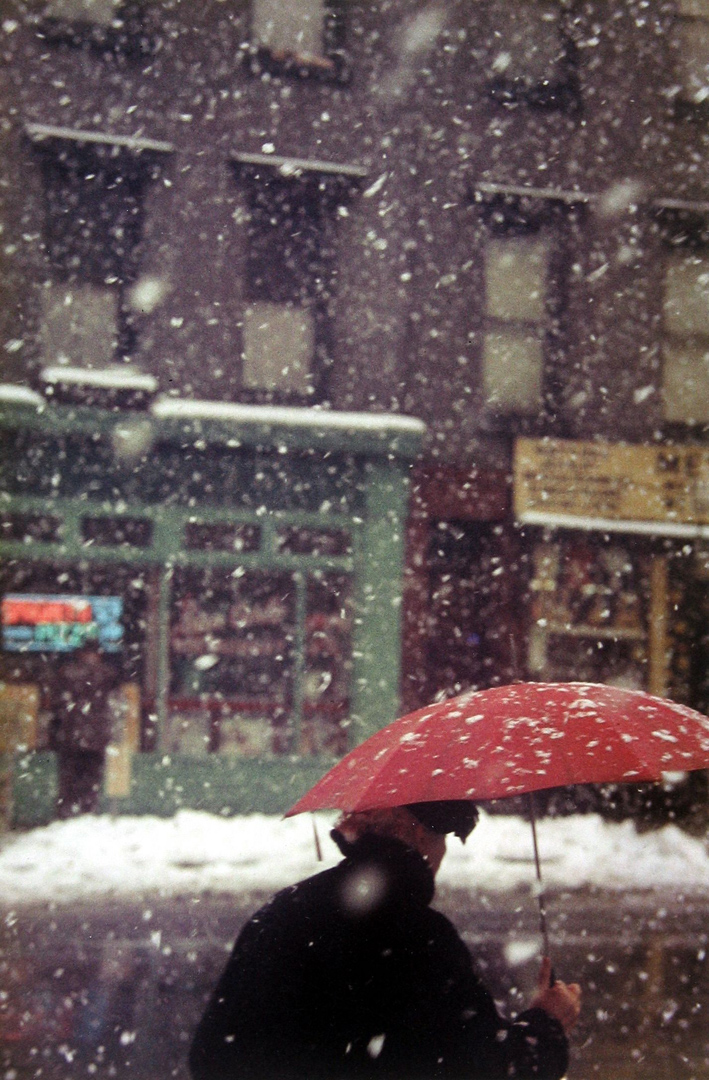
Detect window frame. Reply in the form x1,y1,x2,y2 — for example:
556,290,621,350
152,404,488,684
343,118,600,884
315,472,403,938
39,280,122,371
673,0,709,113
231,157,363,406
29,126,172,377
659,209,709,431
482,233,550,414
477,192,572,427
485,0,580,112
37,0,155,56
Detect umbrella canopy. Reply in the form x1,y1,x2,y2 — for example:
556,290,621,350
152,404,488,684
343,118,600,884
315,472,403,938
287,682,709,817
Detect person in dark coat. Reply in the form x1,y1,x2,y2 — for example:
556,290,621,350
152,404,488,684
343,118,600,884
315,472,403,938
51,640,119,818
189,801,581,1080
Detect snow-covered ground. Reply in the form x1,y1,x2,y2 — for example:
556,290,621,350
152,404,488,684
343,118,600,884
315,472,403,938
0,810,707,905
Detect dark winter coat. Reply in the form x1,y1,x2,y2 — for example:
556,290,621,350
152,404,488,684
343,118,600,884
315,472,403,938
52,651,118,753
189,833,569,1080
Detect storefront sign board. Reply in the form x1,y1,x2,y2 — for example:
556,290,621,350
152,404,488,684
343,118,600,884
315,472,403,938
515,438,709,529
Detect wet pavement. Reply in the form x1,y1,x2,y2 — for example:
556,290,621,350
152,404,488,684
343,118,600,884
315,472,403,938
1,882,708,1079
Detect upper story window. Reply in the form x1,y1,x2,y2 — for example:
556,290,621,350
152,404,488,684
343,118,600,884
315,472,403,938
485,0,579,110
662,245,709,425
30,126,172,376
242,172,336,401
39,151,145,369
39,0,153,55
43,0,122,25
476,187,578,423
41,282,119,369
249,0,348,81
674,0,709,107
483,233,551,414
233,156,364,404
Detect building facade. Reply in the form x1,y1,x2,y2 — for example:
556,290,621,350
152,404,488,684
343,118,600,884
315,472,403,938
2,0,709,819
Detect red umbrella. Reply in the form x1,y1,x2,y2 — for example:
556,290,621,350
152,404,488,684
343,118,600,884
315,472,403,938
287,682,709,813
286,682,709,956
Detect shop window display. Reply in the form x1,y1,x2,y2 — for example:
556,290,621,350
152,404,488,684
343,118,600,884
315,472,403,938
167,568,351,757
301,571,352,756
0,563,147,759
168,570,295,755
528,538,650,686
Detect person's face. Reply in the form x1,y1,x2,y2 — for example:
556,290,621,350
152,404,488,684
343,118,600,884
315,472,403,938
415,827,446,876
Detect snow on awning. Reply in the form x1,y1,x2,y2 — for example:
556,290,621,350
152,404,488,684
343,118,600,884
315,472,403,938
519,510,709,540
0,384,44,407
0,390,425,458
151,397,424,434
25,122,175,155
231,151,368,179
41,365,159,392
150,398,425,458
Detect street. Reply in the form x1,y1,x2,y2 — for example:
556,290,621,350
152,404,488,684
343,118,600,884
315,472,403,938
1,881,708,1080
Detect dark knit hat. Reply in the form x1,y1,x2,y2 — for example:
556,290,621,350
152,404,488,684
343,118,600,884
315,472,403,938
406,800,479,842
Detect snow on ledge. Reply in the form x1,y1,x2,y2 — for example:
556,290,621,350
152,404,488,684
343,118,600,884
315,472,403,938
151,397,426,435
41,366,159,392
0,384,44,407
25,122,175,156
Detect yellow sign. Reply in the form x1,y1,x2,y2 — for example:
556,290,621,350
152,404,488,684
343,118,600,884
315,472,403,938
0,683,39,752
514,438,709,527
104,683,141,799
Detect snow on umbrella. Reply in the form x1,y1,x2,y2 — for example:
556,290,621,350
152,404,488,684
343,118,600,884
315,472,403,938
286,682,709,956
287,682,709,811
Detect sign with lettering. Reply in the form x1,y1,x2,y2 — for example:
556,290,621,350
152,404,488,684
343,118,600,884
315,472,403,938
514,438,709,527
1,594,123,652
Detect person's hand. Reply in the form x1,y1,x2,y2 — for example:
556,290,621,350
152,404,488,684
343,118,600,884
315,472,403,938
530,957,581,1034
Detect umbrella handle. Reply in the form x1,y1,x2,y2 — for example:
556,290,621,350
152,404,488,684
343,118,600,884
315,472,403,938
528,792,553,980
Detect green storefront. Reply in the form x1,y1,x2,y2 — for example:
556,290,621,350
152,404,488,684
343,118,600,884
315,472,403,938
0,384,424,825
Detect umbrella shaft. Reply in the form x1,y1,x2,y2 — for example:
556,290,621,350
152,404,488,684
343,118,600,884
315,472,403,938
528,793,550,960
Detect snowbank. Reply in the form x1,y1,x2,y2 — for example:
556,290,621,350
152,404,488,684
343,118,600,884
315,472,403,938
0,810,708,906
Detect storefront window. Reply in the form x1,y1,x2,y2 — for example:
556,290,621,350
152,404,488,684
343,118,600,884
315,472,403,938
168,569,295,755
167,566,352,756
302,571,352,756
0,562,148,752
528,537,651,686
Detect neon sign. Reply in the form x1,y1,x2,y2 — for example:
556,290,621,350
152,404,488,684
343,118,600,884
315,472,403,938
1,594,123,652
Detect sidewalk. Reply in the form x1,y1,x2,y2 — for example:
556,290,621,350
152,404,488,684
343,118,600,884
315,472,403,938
2,884,709,1080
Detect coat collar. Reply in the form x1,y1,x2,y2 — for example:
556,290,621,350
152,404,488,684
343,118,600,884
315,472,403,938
334,831,436,908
